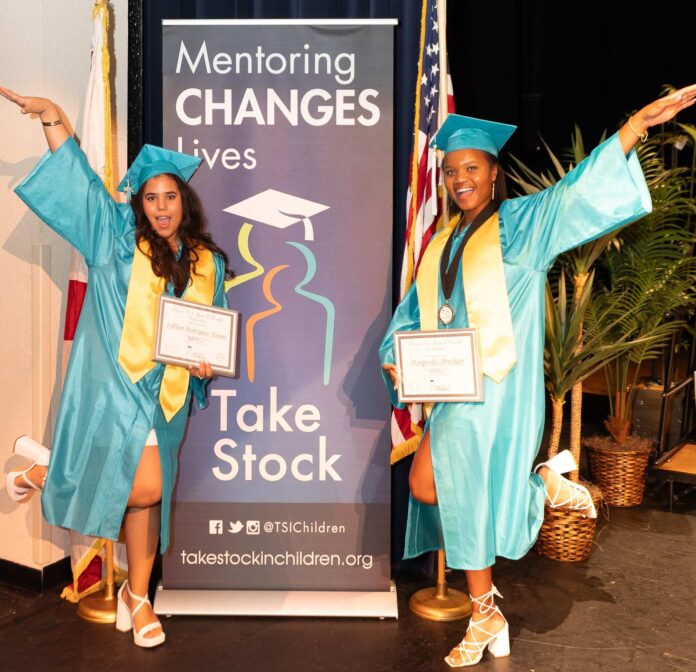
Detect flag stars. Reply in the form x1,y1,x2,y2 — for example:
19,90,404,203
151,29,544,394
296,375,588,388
431,63,439,78
421,74,428,86
425,44,433,57
432,19,438,32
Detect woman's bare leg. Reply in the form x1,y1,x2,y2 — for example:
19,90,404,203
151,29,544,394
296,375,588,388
410,431,506,661
122,444,163,639
465,567,506,631
409,430,437,504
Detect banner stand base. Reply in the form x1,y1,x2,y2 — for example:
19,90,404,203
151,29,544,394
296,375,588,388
153,580,398,619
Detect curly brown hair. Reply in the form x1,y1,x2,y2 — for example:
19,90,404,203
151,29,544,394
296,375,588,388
130,174,234,296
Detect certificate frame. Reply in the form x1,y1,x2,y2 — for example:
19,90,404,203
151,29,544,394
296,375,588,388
393,328,483,403
153,295,240,377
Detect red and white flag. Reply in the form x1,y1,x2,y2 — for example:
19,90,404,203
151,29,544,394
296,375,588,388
390,0,455,464
60,0,127,603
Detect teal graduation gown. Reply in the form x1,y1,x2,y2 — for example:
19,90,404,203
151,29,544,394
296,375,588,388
15,137,228,552
380,133,652,570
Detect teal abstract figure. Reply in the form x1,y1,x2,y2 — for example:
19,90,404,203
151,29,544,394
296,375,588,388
287,241,336,385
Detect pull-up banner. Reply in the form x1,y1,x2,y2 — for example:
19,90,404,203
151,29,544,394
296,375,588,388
161,20,394,592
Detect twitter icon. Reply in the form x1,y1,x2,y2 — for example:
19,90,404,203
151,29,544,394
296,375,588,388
228,521,243,534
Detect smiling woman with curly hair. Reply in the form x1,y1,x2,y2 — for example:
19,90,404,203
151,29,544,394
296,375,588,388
2,86,234,650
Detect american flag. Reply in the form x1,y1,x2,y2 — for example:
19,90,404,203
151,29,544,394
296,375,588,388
391,0,454,464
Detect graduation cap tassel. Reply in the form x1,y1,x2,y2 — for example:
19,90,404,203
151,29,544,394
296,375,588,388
125,172,132,203
302,217,315,242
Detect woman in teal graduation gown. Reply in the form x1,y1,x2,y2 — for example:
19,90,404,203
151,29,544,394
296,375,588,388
1,87,233,648
381,85,696,667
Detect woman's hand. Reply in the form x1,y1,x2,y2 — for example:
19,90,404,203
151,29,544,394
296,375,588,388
382,364,401,390
0,86,57,117
635,83,696,129
0,86,69,152
620,83,696,154
189,360,213,379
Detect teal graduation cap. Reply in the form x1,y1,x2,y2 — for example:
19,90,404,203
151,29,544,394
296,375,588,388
116,144,202,197
430,114,517,157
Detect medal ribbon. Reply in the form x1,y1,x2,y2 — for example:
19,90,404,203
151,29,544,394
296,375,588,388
117,240,216,422
416,210,517,384
438,202,497,315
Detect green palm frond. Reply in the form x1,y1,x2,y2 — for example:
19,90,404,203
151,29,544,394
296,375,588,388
544,270,652,400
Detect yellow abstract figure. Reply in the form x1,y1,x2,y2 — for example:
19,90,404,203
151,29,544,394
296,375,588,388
224,223,264,292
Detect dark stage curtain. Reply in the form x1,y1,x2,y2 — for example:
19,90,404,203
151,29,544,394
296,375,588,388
131,0,421,571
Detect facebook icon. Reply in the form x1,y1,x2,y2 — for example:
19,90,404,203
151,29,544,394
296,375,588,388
209,520,223,535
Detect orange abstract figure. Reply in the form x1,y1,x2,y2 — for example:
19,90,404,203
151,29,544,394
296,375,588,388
245,264,289,382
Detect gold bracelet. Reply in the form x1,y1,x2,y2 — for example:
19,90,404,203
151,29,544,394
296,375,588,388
41,118,63,127
627,116,648,142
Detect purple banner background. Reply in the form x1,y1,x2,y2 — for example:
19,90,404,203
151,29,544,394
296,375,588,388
161,21,394,590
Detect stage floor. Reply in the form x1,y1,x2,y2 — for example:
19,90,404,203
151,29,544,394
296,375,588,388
1,492,695,672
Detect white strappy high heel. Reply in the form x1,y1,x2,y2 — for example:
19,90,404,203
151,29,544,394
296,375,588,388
116,580,166,648
445,585,510,667
6,436,50,503
535,449,597,518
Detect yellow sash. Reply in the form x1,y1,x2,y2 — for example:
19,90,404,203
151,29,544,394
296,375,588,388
416,211,517,387
117,240,216,422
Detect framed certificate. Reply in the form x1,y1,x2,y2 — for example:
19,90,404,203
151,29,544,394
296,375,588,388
154,295,240,377
393,329,483,403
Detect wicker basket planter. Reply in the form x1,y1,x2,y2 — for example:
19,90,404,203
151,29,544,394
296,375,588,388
584,435,652,507
535,481,602,562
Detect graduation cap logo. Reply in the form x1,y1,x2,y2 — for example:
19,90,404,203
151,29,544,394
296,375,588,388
223,189,330,242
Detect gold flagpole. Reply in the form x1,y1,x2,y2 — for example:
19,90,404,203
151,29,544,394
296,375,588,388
409,0,471,623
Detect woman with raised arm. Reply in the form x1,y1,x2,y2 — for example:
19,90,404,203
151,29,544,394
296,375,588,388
2,87,233,649
380,84,696,667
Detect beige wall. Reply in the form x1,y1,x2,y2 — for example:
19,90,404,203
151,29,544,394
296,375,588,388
0,0,128,569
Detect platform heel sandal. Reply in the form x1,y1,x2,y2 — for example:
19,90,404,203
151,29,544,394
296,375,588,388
116,580,166,648
535,449,597,518
445,585,509,667
6,436,49,502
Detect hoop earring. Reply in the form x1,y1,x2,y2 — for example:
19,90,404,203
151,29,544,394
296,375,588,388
491,182,496,200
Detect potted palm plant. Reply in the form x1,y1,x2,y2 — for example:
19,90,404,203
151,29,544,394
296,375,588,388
536,268,651,560
534,257,677,560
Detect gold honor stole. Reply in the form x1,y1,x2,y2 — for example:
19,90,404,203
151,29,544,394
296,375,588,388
416,211,517,406
117,240,216,422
